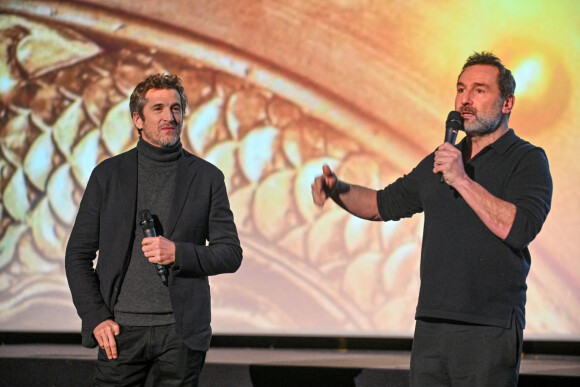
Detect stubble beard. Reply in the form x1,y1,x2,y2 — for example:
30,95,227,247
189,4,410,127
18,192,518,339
159,131,181,147
463,100,505,137
143,124,182,148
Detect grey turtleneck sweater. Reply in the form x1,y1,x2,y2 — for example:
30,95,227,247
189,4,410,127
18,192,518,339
114,138,181,326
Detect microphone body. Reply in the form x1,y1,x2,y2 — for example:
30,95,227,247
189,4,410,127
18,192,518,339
138,209,168,286
440,111,464,183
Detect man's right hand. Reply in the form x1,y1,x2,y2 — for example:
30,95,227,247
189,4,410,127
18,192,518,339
311,164,337,207
311,164,381,221
93,320,120,359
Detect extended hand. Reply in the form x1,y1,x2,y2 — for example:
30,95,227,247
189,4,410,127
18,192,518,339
311,164,337,207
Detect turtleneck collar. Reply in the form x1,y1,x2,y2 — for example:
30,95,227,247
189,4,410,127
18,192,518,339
137,137,182,163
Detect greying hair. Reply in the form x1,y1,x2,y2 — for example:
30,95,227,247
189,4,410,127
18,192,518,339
459,51,516,100
129,73,188,119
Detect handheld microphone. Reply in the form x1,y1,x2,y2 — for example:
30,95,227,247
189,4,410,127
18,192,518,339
440,111,464,183
138,209,168,286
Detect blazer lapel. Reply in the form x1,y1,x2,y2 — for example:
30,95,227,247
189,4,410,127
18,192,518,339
164,150,197,238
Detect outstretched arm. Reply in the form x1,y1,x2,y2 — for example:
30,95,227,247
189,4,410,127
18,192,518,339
311,164,382,221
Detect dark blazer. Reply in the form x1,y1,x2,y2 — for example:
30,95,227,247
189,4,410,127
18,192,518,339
65,146,242,351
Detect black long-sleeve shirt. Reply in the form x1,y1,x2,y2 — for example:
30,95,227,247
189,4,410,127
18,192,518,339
377,129,552,328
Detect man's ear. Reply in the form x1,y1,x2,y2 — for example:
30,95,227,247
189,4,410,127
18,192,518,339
132,111,143,129
502,94,515,114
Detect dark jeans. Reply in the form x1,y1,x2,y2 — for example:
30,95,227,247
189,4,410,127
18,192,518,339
410,315,523,387
94,324,206,387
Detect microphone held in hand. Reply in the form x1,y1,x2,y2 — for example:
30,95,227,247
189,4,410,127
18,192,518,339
440,111,464,183
444,110,463,144
138,209,168,286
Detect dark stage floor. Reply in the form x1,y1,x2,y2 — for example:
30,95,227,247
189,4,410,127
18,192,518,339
1,344,579,386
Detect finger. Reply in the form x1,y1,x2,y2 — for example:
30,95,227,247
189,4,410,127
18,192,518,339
95,335,105,349
311,183,325,206
100,332,113,359
96,327,109,346
142,243,161,254
322,164,332,176
142,237,153,246
142,236,160,245
438,142,451,151
311,178,321,194
104,329,119,359
109,336,118,359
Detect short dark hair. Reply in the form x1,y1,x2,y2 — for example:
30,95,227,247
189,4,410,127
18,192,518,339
129,73,188,119
459,51,516,100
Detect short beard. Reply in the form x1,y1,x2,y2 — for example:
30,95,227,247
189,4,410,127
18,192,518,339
464,114,503,136
159,134,181,148
463,100,505,137
139,129,181,148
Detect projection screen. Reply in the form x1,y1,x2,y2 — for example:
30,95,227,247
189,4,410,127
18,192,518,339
0,0,579,341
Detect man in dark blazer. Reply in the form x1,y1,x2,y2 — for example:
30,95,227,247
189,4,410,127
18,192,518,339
65,73,242,386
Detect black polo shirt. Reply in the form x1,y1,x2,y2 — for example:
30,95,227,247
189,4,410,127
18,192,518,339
377,129,552,328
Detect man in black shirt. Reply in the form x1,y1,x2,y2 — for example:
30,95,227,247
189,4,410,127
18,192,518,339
311,52,552,386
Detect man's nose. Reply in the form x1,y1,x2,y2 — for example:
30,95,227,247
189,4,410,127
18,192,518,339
460,91,473,105
163,108,175,122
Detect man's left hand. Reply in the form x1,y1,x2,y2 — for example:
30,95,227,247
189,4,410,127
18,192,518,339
142,236,176,265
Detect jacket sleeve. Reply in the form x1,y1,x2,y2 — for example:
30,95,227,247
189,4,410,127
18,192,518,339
65,168,113,345
503,147,553,249
171,170,243,277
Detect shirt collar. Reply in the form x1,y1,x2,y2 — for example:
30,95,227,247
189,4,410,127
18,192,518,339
458,128,518,156
491,128,518,155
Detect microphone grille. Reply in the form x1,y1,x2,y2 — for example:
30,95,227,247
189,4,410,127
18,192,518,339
447,111,464,130
138,209,152,224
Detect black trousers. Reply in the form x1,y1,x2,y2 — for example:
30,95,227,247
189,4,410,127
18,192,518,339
94,324,206,387
409,315,523,387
